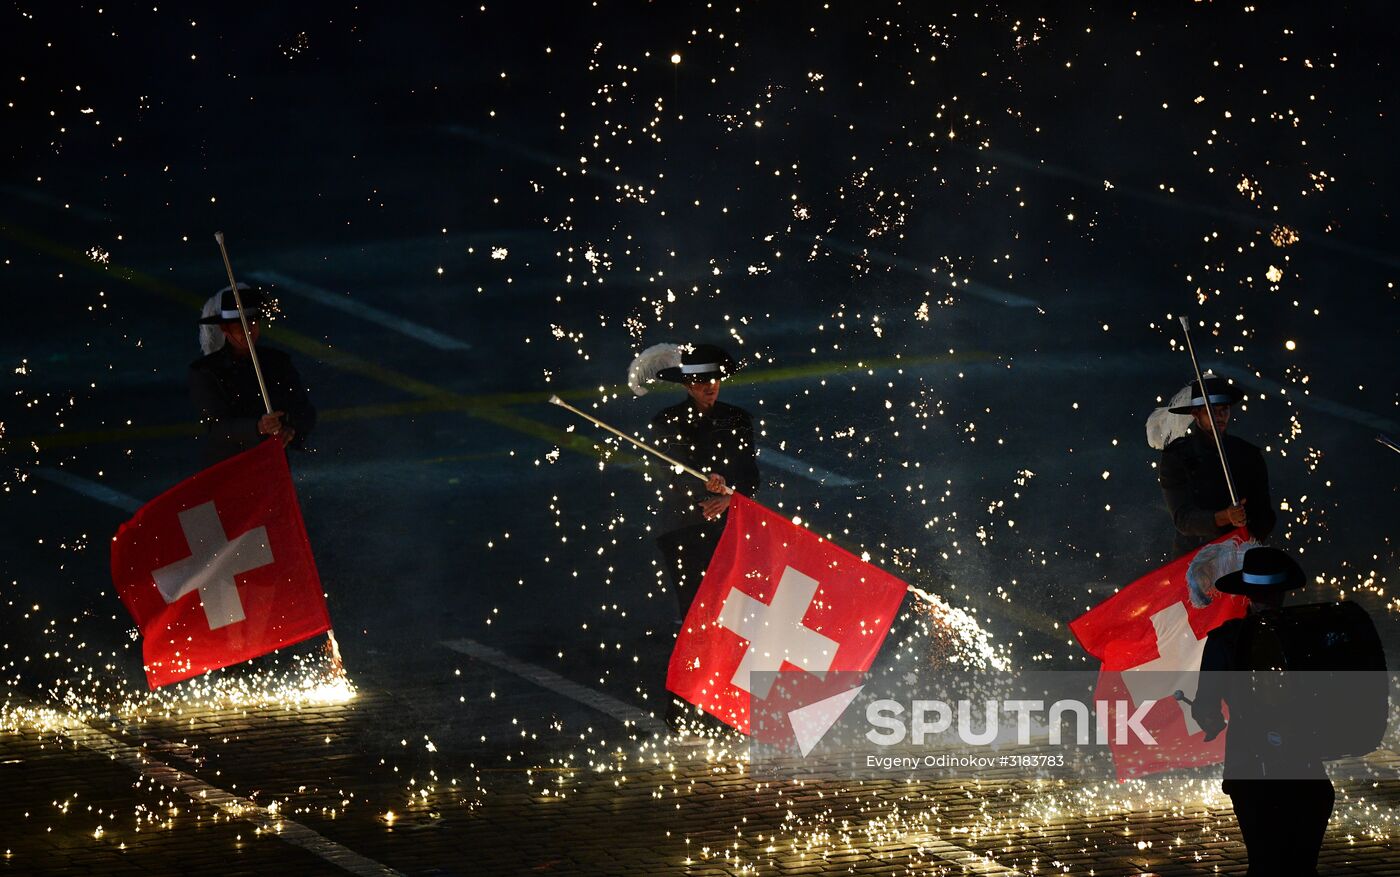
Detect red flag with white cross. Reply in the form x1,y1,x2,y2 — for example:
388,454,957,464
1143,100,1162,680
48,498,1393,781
110,440,331,689
666,493,909,734
1069,530,1252,780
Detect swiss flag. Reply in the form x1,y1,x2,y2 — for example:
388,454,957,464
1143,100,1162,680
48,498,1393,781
1070,531,1251,780
111,440,331,688
666,493,909,734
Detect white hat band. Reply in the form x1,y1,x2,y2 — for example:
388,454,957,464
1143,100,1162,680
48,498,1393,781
1189,393,1233,406
1242,571,1288,585
680,363,722,374
218,308,258,320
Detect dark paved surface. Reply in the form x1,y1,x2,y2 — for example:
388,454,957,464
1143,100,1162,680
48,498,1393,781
6,687,1400,875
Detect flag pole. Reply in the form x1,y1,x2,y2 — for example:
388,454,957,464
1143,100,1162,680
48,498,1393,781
214,231,343,676
213,232,273,416
549,395,943,605
1177,316,1239,505
548,395,732,494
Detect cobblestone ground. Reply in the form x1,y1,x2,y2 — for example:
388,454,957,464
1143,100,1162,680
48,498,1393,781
3,687,1398,876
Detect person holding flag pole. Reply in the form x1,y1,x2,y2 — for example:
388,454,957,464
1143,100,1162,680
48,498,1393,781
551,351,922,739
633,345,759,615
1155,318,1276,558
587,343,760,731
106,234,341,688
195,232,340,673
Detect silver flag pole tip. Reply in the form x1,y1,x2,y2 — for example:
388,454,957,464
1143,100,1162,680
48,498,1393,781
548,394,564,406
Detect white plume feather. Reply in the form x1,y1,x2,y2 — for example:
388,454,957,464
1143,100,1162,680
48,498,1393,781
199,293,226,355
1186,536,1259,608
1146,370,1219,450
627,343,683,396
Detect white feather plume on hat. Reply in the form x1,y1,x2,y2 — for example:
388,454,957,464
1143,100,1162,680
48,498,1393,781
199,293,226,355
1146,371,1220,450
1185,537,1259,608
627,343,683,396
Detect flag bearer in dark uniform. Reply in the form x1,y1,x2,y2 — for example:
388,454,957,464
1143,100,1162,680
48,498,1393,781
641,343,759,733
1192,547,1334,876
648,344,760,615
1158,376,1276,558
190,284,316,466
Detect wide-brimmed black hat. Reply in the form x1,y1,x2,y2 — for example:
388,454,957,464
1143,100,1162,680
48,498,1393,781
656,343,737,384
198,283,266,325
1168,376,1245,414
1214,546,1306,596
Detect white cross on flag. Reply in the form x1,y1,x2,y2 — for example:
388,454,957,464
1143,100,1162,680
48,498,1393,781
111,440,331,688
666,493,909,734
1069,530,1252,780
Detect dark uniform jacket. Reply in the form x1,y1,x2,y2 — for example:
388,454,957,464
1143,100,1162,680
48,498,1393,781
649,398,759,535
1193,615,1326,789
1160,428,1275,558
189,344,315,466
